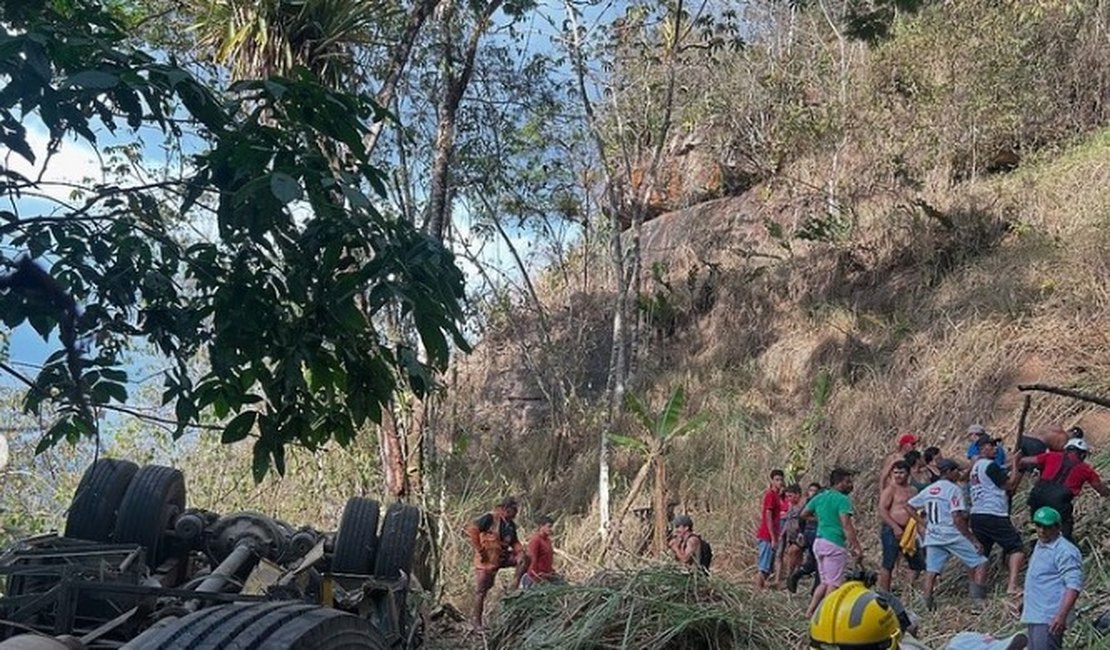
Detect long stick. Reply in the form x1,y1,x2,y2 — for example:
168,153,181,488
1013,395,1031,454
1017,384,1110,410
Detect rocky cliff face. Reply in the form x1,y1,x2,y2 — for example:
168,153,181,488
446,131,1110,526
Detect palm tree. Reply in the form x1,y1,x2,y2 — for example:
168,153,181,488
604,386,707,559
190,0,382,87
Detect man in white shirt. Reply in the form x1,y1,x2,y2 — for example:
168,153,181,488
907,459,987,611
969,436,1024,598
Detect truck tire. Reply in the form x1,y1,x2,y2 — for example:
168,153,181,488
113,465,186,568
64,458,139,542
122,602,386,649
373,503,420,579
332,497,380,575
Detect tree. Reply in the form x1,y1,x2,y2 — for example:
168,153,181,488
0,0,468,479
604,386,705,558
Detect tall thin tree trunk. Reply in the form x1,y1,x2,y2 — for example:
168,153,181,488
364,0,441,157
379,407,408,497
422,0,504,241
652,455,667,557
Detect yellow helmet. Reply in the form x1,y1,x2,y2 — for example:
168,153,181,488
809,581,902,649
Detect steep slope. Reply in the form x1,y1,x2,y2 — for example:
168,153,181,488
446,128,1110,568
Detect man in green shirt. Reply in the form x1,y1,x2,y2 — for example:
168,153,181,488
802,468,863,618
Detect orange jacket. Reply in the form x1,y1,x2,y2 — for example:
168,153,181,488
465,508,520,570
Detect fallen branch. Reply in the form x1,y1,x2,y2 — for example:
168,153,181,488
1018,384,1110,410
1013,394,1031,454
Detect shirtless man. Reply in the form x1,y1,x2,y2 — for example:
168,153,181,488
880,433,919,490
1019,423,1083,457
878,460,925,591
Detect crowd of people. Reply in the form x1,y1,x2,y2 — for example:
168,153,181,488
756,423,1107,649
460,422,1105,648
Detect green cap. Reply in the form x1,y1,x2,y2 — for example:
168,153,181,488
1033,507,1062,527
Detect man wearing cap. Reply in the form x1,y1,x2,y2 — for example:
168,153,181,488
966,424,1006,468
969,436,1025,598
668,514,703,566
803,468,863,618
1023,507,1083,650
907,458,988,610
881,432,919,490
1019,437,1110,540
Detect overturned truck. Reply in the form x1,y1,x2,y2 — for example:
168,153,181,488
0,459,425,649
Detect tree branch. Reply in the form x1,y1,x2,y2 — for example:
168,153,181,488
1017,384,1110,410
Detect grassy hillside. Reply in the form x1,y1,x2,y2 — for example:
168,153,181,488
439,122,1110,645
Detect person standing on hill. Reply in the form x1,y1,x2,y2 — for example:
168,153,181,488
465,496,529,630
755,469,785,589
878,460,926,591
803,468,863,618
881,433,919,489
776,484,805,584
923,447,944,483
966,424,1007,467
907,459,988,611
904,450,933,491
522,515,562,589
787,482,822,594
1019,438,1110,540
1023,507,1083,650
968,436,1025,599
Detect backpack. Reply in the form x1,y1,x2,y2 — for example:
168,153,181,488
1028,455,1077,513
692,535,712,572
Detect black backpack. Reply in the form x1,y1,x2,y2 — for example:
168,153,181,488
693,535,712,572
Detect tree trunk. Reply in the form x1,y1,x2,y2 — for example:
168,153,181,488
652,455,667,557
599,455,653,562
363,0,441,157
422,0,504,241
379,407,408,498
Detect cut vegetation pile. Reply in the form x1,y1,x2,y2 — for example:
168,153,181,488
488,566,802,649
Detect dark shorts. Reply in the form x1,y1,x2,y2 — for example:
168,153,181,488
970,513,1023,556
880,523,926,572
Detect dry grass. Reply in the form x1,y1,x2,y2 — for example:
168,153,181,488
433,125,1110,644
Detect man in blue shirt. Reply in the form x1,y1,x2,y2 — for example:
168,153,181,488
966,423,1006,467
1022,507,1082,650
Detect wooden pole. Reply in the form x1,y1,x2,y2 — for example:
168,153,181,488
1017,384,1110,410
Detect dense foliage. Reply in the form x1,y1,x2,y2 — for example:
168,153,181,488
0,0,468,478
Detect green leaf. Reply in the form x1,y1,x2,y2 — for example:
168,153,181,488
64,70,119,89
623,391,655,435
656,387,686,438
270,172,303,204
222,410,256,444
252,439,271,483
666,412,709,442
608,433,649,455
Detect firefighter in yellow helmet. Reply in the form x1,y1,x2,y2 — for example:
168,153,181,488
810,579,902,650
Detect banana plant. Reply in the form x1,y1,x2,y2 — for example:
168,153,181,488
605,386,708,558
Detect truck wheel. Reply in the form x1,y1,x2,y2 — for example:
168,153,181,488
0,635,82,649
112,465,186,568
332,497,380,575
373,503,420,579
122,602,386,649
64,458,139,542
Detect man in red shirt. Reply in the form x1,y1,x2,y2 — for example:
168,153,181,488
1019,438,1110,540
522,515,562,588
755,469,785,589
